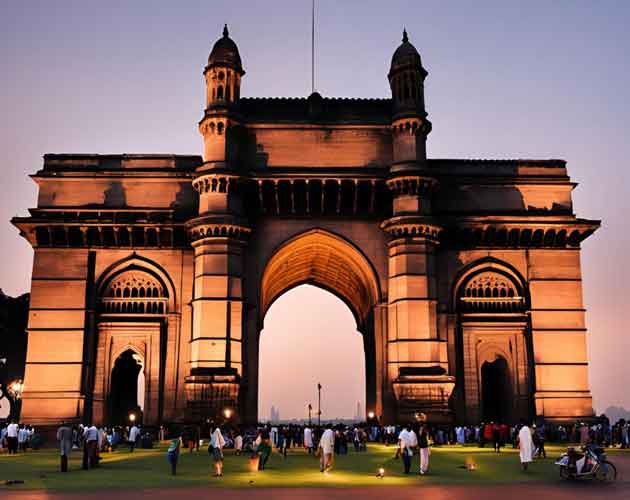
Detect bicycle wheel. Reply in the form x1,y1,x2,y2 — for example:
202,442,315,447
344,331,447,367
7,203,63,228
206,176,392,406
595,461,617,482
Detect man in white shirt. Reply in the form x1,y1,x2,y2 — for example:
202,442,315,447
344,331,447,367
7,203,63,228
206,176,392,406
398,425,414,474
128,424,140,452
83,424,99,469
304,426,313,453
318,423,335,472
6,420,19,454
18,424,29,452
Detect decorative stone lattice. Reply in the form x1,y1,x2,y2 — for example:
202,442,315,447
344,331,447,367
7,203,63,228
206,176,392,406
100,272,167,314
459,272,524,313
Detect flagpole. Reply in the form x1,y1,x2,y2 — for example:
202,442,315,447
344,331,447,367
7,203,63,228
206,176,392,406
311,0,315,93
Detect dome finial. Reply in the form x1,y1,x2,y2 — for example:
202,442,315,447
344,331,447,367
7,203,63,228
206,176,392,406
402,28,408,43
223,24,229,38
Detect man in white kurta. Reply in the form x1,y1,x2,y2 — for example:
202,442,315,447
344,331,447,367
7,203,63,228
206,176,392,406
318,424,335,472
518,423,534,470
304,426,313,453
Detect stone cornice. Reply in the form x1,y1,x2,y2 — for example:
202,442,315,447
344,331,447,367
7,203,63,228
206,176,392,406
386,175,438,197
441,217,600,248
186,215,252,243
380,215,442,243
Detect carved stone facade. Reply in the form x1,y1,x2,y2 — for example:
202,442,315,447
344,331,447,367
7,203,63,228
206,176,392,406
12,27,599,425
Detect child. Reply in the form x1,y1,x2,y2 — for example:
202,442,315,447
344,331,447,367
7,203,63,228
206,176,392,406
167,435,182,476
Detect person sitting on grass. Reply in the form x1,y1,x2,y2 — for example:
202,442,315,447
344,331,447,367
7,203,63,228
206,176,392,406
167,435,182,476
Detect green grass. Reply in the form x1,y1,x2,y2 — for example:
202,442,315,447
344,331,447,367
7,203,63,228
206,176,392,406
0,443,626,492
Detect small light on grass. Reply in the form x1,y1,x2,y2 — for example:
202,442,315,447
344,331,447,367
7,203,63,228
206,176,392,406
376,467,385,479
465,456,477,471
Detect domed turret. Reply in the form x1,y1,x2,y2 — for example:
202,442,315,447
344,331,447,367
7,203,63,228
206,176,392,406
388,29,427,118
204,25,244,108
389,29,424,76
207,24,244,75
388,29,431,172
199,25,246,164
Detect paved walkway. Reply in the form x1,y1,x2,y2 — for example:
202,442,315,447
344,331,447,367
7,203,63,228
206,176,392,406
4,455,627,500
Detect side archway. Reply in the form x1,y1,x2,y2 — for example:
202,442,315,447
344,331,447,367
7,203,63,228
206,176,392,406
91,255,175,426
452,258,532,424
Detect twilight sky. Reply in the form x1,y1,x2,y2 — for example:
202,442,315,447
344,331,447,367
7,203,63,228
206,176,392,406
1,1,629,418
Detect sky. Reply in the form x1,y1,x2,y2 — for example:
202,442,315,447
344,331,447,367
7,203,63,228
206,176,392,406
1,1,629,418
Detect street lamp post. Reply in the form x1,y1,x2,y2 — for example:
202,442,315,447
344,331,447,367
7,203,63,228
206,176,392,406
317,383,322,427
308,404,312,426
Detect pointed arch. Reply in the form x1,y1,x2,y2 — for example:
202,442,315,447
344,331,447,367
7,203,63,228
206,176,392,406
259,229,381,330
96,253,177,312
450,257,529,313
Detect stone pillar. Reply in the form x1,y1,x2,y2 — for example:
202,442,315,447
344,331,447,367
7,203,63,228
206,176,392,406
527,248,593,422
185,174,250,422
381,220,454,422
20,248,89,426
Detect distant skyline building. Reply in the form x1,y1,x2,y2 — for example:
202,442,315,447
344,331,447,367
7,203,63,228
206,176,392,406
355,401,363,421
269,405,280,422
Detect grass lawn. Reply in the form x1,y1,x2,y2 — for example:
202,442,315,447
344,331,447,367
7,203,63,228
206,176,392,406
0,443,626,492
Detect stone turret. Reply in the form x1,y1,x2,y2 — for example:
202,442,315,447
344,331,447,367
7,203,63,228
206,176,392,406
388,29,431,173
200,25,245,166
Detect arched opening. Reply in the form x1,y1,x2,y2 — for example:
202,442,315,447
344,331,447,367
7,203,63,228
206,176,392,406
258,284,365,421
480,357,512,423
256,229,382,421
109,349,144,425
453,259,532,424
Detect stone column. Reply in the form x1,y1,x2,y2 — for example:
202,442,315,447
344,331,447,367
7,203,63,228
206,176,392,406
381,176,454,423
185,174,250,422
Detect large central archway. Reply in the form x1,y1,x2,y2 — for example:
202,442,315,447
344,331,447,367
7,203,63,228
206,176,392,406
256,229,383,420
260,229,380,330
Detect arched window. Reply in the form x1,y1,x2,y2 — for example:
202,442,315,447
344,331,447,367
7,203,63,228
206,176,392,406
217,85,224,100
457,271,524,313
100,271,168,316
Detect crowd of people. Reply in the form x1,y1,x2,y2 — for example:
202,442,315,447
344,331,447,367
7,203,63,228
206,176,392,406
0,420,35,453
2,416,628,478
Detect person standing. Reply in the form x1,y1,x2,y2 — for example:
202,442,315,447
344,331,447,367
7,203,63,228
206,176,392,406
18,424,28,452
6,420,19,454
166,435,182,476
398,425,413,474
210,426,225,477
318,423,335,473
83,424,99,468
233,428,243,456
418,426,430,475
256,427,272,471
57,421,73,472
128,423,140,452
304,425,314,454
517,422,534,471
